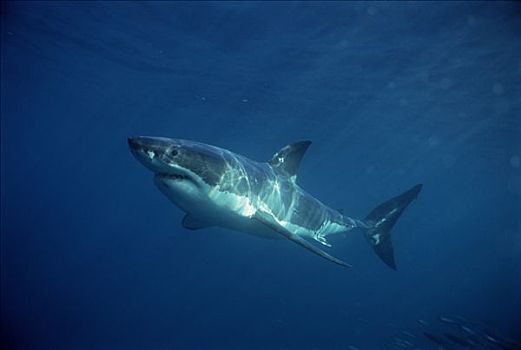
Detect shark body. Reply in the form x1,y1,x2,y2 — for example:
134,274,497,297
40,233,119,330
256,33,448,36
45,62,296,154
128,137,422,269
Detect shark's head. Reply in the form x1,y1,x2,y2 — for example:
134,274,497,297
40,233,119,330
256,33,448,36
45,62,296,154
128,136,231,212
129,136,257,218
128,136,227,190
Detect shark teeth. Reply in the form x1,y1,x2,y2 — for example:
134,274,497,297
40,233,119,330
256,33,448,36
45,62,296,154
159,173,189,180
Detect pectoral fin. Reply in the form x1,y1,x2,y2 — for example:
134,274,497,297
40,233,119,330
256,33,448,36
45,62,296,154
182,214,212,230
254,212,351,268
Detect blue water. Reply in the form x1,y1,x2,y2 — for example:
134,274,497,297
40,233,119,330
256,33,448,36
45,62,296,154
1,2,520,349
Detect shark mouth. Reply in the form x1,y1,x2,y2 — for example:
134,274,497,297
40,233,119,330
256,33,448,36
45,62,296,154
156,173,190,181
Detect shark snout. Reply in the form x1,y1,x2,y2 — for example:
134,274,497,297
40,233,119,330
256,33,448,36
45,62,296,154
128,136,165,169
127,136,139,150
128,136,157,151
128,136,182,174
130,135,166,153
128,136,171,154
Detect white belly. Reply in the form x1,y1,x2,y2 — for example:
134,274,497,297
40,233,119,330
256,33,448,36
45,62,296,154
157,178,280,239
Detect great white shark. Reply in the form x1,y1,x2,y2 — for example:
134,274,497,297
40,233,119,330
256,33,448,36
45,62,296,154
128,137,422,269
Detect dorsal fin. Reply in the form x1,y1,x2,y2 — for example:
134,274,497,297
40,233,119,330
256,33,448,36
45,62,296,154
268,140,311,181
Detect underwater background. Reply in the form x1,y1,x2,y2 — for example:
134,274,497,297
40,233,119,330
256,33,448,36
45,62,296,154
1,1,520,349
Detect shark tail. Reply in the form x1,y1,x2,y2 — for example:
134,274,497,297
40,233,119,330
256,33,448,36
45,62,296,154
363,184,422,270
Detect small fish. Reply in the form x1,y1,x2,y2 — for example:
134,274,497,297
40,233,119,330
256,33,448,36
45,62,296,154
444,332,473,347
439,316,460,325
401,330,416,338
456,326,482,346
393,340,410,348
483,329,521,350
423,331,454,350
274,319,286,328
454,315,471,323
394,337,413,347
459,325,478,336
347,346,361,350
417,319,429,327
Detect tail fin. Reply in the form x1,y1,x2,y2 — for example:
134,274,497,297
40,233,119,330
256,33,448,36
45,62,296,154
364,184,422,270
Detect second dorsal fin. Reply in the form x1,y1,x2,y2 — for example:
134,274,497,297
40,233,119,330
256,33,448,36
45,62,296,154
268,141,311,181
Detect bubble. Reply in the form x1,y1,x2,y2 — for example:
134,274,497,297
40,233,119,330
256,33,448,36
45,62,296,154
388,81,397,89
200,96,206,101
442,154,456,168
440,78,452,89
337,39,349,48
493,83,504,95
242,99,249,103
495,98,509,114
351,65,363,74
428,136,440,147
452,57,463,67
507,175,521,195
367,6,376,15
419,70,430,82
511,155,520,168
467,15,477,27
512,230,521,254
